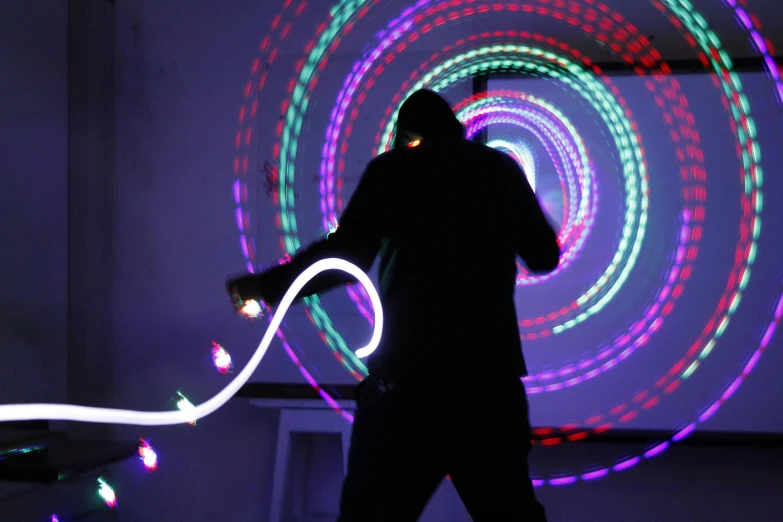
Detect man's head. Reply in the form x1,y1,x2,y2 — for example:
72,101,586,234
392,89,464,149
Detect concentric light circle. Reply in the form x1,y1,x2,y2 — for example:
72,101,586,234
229,0,782,486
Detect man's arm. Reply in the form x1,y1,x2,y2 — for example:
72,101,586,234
502,155,560,273
230,161,386,306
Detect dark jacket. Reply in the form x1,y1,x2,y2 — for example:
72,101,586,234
252,92,559,384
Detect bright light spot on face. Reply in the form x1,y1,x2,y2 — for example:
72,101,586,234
97,478,117,508
211,341,233,374
487,138,538,192
176,392,197,425
138,439,158,471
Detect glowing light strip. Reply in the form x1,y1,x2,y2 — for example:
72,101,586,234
0,259,382,425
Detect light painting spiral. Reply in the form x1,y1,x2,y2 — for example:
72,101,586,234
230,0,783,486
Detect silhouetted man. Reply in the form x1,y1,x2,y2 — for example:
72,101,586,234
228,89,558,521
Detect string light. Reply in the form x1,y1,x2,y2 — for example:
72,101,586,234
239,300,263,319
231,285,264,320
0,259,382,426
175,392,197,425
138,439,158,471
97,478,117,509
211,342,233,374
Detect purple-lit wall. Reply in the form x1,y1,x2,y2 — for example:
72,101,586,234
0,0,68,516
0,2,67,404
2,0,783,520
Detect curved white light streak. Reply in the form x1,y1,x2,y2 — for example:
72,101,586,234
0,258,382,425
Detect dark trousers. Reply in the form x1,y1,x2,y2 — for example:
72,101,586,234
337,375,547,521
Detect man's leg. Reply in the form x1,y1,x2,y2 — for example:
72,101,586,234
337,379,445,522
448,379,547,521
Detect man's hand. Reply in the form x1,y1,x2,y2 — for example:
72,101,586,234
226,273,269,319
226,273,262,302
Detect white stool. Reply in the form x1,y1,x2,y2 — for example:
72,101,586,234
251,399,355,522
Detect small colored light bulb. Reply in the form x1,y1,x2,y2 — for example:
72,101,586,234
211,341,233,374
240,299,263,319
407,139,421,148
97,477,117,508
138,439,158,471
230,284,264,319
176,392,197,425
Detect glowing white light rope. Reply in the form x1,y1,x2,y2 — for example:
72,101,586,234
0,258,382,425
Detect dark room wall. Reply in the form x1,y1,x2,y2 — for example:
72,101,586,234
2,0,783,520
0,1,68,404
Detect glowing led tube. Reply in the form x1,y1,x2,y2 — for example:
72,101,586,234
0,259,382,425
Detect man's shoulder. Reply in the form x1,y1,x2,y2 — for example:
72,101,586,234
447,138,512,162
367,148,400,168
366,138,510,172
363,148,405,180
472,141,516,164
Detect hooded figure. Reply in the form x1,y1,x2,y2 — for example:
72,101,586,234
228,89,556,522
392,89,465,149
